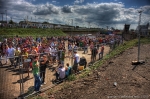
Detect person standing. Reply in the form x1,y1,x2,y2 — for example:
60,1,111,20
91,46,97,63
73,51,80,73
99,44,104,60
14,47,21,68
32,55,41,92
40,55,49,85
22,48,30,77
7,44,15,67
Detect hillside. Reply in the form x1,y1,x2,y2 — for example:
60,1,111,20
32,38,150,99
0,28,66,38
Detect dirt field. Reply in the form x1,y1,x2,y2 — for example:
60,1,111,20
52,44,150,99
0,41,110,99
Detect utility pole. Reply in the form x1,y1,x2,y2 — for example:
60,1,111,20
5,10,7,23
132,10,144,67
71,19,73,66
75,23,77,29
72,19,73,30
1,13,4,21
35,16,36,22
88,22,90,34
27,16,28,22
137,10,142,62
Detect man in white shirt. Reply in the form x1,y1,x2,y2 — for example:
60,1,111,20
55,62,66,81
73,51,80,73
7,44,15,67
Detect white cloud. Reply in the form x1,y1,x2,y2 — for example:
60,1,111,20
74,0,84,4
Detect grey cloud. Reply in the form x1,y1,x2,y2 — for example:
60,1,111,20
141,6,150,14
74,3,122,25
0,0,10,12
61,5,72,13
73,3,146,27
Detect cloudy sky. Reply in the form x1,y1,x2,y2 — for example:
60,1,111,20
0,0,150,29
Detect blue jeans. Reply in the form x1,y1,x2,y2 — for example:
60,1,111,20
34,74,41,91
99,52,104,59
83,47,88,53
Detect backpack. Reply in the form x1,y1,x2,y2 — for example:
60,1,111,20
79,58,86,66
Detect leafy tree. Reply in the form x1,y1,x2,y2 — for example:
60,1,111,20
42,21,49,24
9,20,14,24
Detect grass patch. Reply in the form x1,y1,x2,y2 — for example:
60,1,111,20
0,28,67,40
79,69,91,79
67,74,76,81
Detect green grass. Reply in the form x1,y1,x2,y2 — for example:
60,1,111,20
0,28,67,39
67,74,76,81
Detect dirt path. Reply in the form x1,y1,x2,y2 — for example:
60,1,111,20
0,42,110,99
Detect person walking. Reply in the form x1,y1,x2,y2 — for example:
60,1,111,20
32,55,41,92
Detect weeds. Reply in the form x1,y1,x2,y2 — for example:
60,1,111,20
67,74,76,81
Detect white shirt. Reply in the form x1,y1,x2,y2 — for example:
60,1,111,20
57,67,66,79
44,47,51,54
51,48,57,56
74,53,80,63
7,47,15,57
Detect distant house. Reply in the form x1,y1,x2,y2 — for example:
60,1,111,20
136,23,149,36
18,20,76,29
0,21,7,27
113,30,122,35
19,21,28,28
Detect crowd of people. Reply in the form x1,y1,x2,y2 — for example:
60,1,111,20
0,34,122,92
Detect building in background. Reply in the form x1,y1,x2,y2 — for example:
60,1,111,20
136,23,149,36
